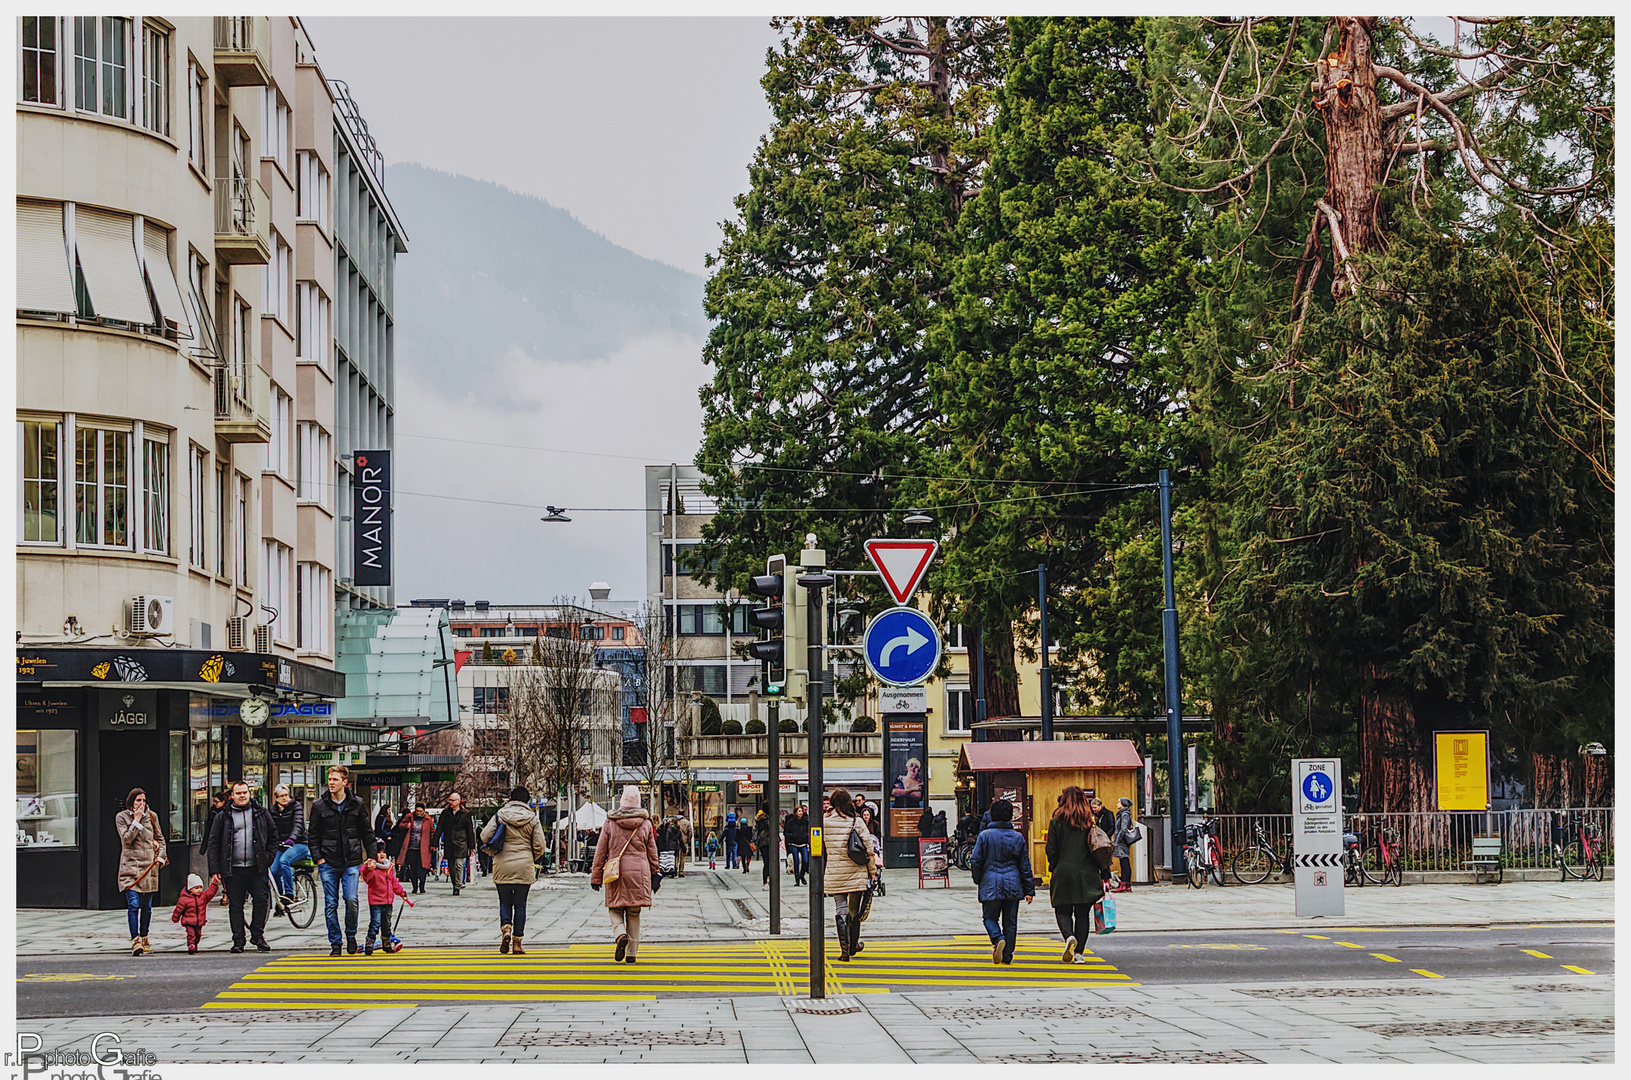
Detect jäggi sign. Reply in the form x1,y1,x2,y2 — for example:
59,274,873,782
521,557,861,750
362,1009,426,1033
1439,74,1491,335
353,449,392,586
98,689,158,730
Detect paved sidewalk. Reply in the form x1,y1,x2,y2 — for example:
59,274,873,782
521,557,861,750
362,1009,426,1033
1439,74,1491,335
15,972,1613,1063
16,871,1614,956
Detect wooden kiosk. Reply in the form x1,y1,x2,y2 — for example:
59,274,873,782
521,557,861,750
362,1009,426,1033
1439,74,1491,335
956,740,1144,884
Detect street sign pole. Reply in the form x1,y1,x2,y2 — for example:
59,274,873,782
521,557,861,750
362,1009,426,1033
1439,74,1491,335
1159,469,1186,879
1038,562,1053,742
766,660,780,936
800,552,832,1000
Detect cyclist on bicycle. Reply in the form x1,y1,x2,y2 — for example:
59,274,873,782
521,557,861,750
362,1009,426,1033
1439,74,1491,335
268,784,309,903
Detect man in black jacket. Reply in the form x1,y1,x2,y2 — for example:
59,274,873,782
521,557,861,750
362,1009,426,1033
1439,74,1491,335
434,792,476,895
205,780,276,953
306,765,371,955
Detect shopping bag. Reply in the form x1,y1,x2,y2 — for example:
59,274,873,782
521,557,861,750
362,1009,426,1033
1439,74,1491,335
659,850,676,874
1098,891,1117,934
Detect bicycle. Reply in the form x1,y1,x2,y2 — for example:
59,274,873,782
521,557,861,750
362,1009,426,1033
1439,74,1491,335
1359,825,1404,886
1555,815,1605,882
1342,828,1366,885
1183,815,1223,888
268,856,317,928
1232,822,1294,885
950,837,976,872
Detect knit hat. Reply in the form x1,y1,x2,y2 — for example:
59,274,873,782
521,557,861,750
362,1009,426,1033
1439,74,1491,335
187,873,204,891
619,785,642,810
1119,797,1133,808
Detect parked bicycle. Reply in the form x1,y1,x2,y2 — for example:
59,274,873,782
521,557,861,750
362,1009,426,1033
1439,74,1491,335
1232,822,1294,885
1342,828,1367,885
950,837,976,872
1359,825,1405,886
1555,813,1606,882
1184,814,1224,888
269,856,317,929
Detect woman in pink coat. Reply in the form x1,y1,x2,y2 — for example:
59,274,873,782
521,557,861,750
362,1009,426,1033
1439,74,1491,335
590,785,662,963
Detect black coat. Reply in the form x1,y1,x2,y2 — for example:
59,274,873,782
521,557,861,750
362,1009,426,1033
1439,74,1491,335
783,813,811,845
737,820,755,851
270,800,305,847
1045,816,1107,908
1093,807,1115,838
206,801,277,877
307,789,372,868
435,807,477,858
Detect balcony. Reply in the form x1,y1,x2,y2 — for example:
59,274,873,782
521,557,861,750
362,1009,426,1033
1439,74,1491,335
215,178,271,265
214,361,271,443
214,17,270,87
686,733,881,760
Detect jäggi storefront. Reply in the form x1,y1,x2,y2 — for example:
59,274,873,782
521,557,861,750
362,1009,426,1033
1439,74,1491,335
16,647,345,909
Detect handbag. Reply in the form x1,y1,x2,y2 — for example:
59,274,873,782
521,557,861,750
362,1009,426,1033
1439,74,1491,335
479,820,507,859
1088,824,1115,869
1122,821,1144,845
845,821,870,866
601,828,636,887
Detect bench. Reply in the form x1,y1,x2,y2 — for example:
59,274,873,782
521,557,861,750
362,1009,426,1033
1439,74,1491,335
1465,835,1503,884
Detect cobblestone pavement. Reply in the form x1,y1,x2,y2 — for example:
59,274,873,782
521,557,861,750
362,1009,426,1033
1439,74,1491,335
15,973,1613,1063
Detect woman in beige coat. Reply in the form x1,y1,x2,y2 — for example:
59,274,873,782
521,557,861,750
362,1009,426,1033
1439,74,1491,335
590,785,662,963
479,786,549,955
116,788,168,956
823,788,877,962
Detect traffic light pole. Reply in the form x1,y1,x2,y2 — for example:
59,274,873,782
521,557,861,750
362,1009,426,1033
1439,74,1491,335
766,661,780,935
801,567,829,999
1159,469,1186,880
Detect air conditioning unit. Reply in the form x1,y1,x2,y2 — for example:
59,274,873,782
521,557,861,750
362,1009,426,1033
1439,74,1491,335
254,624,272,653
128,596,175,636
227,616,248,651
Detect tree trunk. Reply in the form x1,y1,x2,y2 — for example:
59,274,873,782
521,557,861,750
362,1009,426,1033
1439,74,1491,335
1356,665,1435,813
1313,16,1387,278
977,619,1022,721
925,17,958,208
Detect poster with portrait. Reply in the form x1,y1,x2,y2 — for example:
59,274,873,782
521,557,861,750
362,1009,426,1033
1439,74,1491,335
885,717,928,837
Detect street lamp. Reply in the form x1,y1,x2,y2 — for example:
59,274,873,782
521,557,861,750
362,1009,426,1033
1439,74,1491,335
541,505,572,523
903,508,932,525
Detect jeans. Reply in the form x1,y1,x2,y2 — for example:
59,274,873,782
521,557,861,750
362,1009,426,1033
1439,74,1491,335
319,862,360,945
788,844,810,882
125,889,154,938
497,883,529,937
982,898,1020,961
725,837,738,868
224,867,270,946
269,842,309,897
367,902,393,944
1054,902,1094,944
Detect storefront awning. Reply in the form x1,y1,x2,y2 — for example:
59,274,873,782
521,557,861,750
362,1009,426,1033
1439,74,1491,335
17,647,345,698
959,739,1143,773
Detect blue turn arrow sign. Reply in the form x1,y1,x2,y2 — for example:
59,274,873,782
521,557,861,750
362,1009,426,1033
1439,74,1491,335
863,607,941,687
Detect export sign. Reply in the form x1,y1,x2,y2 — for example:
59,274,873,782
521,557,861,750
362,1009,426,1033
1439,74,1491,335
352,450,392,586
1433,730,1490,811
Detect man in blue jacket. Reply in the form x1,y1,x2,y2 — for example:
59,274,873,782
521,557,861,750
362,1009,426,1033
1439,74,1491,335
724,811,739,869
969,798,1034,965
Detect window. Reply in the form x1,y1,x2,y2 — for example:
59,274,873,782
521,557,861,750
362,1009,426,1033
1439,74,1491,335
944,624,968,650
19,419,61,544
140,22,166,135
296,423,330,506
612,626,625,641
472,687,510,715
296,152,330,229
295,282,330,370
17,730,78,849
214,462,228,576
235,298,253,377
188,445,206,567
945,688,972,734
260,87,289,171
141,435,168,555
264,234,290,324
662,542,718,578
261,540,292,642
75,17,128,119
265,388,293,479
74,425,128,548
674,665,727,697
186,59,206,171
453,627,472,638
21,16,59,105
237,476,250,583
579,624,604,641
296,562,331,654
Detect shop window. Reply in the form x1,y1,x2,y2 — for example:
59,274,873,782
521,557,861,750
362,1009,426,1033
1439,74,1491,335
17,729,78,848
167,730,186,841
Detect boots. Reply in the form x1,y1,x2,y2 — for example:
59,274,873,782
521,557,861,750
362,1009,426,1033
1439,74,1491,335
500,922,513,954
835,914,851,962
849,918,863,956
140,935,153,955
131,937,143,957
511,936,525,955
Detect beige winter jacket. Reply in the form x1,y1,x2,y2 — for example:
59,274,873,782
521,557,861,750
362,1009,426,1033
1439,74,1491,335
822,811,875,896
481,801,549,885
116,808,166,892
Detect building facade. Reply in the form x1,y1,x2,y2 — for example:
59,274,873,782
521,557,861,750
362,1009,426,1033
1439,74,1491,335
15,16,409,908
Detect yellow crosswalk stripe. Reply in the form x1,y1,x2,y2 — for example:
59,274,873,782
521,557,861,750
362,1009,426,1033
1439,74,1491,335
1370,953,1402,962
1560,965,1595,975
1521,949,1552,959
204,939,1137,1008
1411,969,1444,979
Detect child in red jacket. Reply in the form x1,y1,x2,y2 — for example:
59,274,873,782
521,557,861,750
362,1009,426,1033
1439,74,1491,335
171,873,220,953
360,846,412,955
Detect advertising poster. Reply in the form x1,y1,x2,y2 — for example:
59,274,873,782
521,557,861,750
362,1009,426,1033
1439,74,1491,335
885,717,928,837
917,838,950,887
1433,731,1490,811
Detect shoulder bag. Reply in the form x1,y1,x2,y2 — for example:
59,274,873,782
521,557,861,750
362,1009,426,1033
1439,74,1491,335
479,820,507,858
846,820,870,866
601,827,637,886
1087,824,1115,870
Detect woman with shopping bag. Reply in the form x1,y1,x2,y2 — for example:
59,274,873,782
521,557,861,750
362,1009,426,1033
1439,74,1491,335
1045,786,1109,963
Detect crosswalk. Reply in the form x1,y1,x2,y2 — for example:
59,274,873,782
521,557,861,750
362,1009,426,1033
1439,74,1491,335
204,935,1135,1009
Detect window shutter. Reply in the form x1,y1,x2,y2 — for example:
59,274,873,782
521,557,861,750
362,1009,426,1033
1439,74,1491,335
17,202,79,315
74,206,156,324
141,221,191,336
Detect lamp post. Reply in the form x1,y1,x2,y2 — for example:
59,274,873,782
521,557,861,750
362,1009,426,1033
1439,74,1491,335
798,548,833,1000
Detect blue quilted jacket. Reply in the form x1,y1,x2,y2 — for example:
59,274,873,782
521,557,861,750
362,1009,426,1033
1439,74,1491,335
970,824,1035,901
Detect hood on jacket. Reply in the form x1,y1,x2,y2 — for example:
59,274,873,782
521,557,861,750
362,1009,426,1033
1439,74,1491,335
495,800,538,828
607,808,651,829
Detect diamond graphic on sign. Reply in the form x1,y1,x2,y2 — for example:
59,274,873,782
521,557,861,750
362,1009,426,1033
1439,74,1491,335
864,539,938,605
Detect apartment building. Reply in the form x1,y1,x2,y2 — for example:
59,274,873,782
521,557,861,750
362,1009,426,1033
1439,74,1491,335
14,16,414,909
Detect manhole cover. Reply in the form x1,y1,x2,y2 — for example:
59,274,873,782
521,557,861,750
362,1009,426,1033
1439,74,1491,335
998,1050,1256,1064
786,995,862,1015
1235,987,1442,999
1359,1018,1613,1038
920,1005,1138,1021
501,1029,730,1048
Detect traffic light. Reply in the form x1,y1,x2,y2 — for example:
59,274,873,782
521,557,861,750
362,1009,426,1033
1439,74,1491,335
747,556,786,684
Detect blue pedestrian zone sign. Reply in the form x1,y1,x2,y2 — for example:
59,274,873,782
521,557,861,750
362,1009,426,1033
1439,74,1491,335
1302,771,1333,805
863,607,942,688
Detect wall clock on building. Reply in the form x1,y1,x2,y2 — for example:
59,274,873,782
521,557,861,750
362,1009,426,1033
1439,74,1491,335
240,696,270,727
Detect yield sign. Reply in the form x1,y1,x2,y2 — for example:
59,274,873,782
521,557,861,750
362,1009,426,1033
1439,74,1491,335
865,538,939,605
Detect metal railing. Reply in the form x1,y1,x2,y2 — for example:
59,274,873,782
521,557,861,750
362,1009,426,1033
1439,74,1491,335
213,360,269,426
1204,807,1614,878
213,16,267,57
686,733,881,759
214,177,269,246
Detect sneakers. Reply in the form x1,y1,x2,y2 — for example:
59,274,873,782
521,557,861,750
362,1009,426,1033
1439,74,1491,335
1114,883,1132,893
615,934,629,962
1062,935,1078,963
992,939,1003,965
623,954,636,964
365,942,375,956
1072,953,1092,963
230,943,245,953
500,922,513,954
330,943,342,957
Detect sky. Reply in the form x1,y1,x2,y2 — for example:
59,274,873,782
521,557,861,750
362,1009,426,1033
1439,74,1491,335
304,17,779,605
